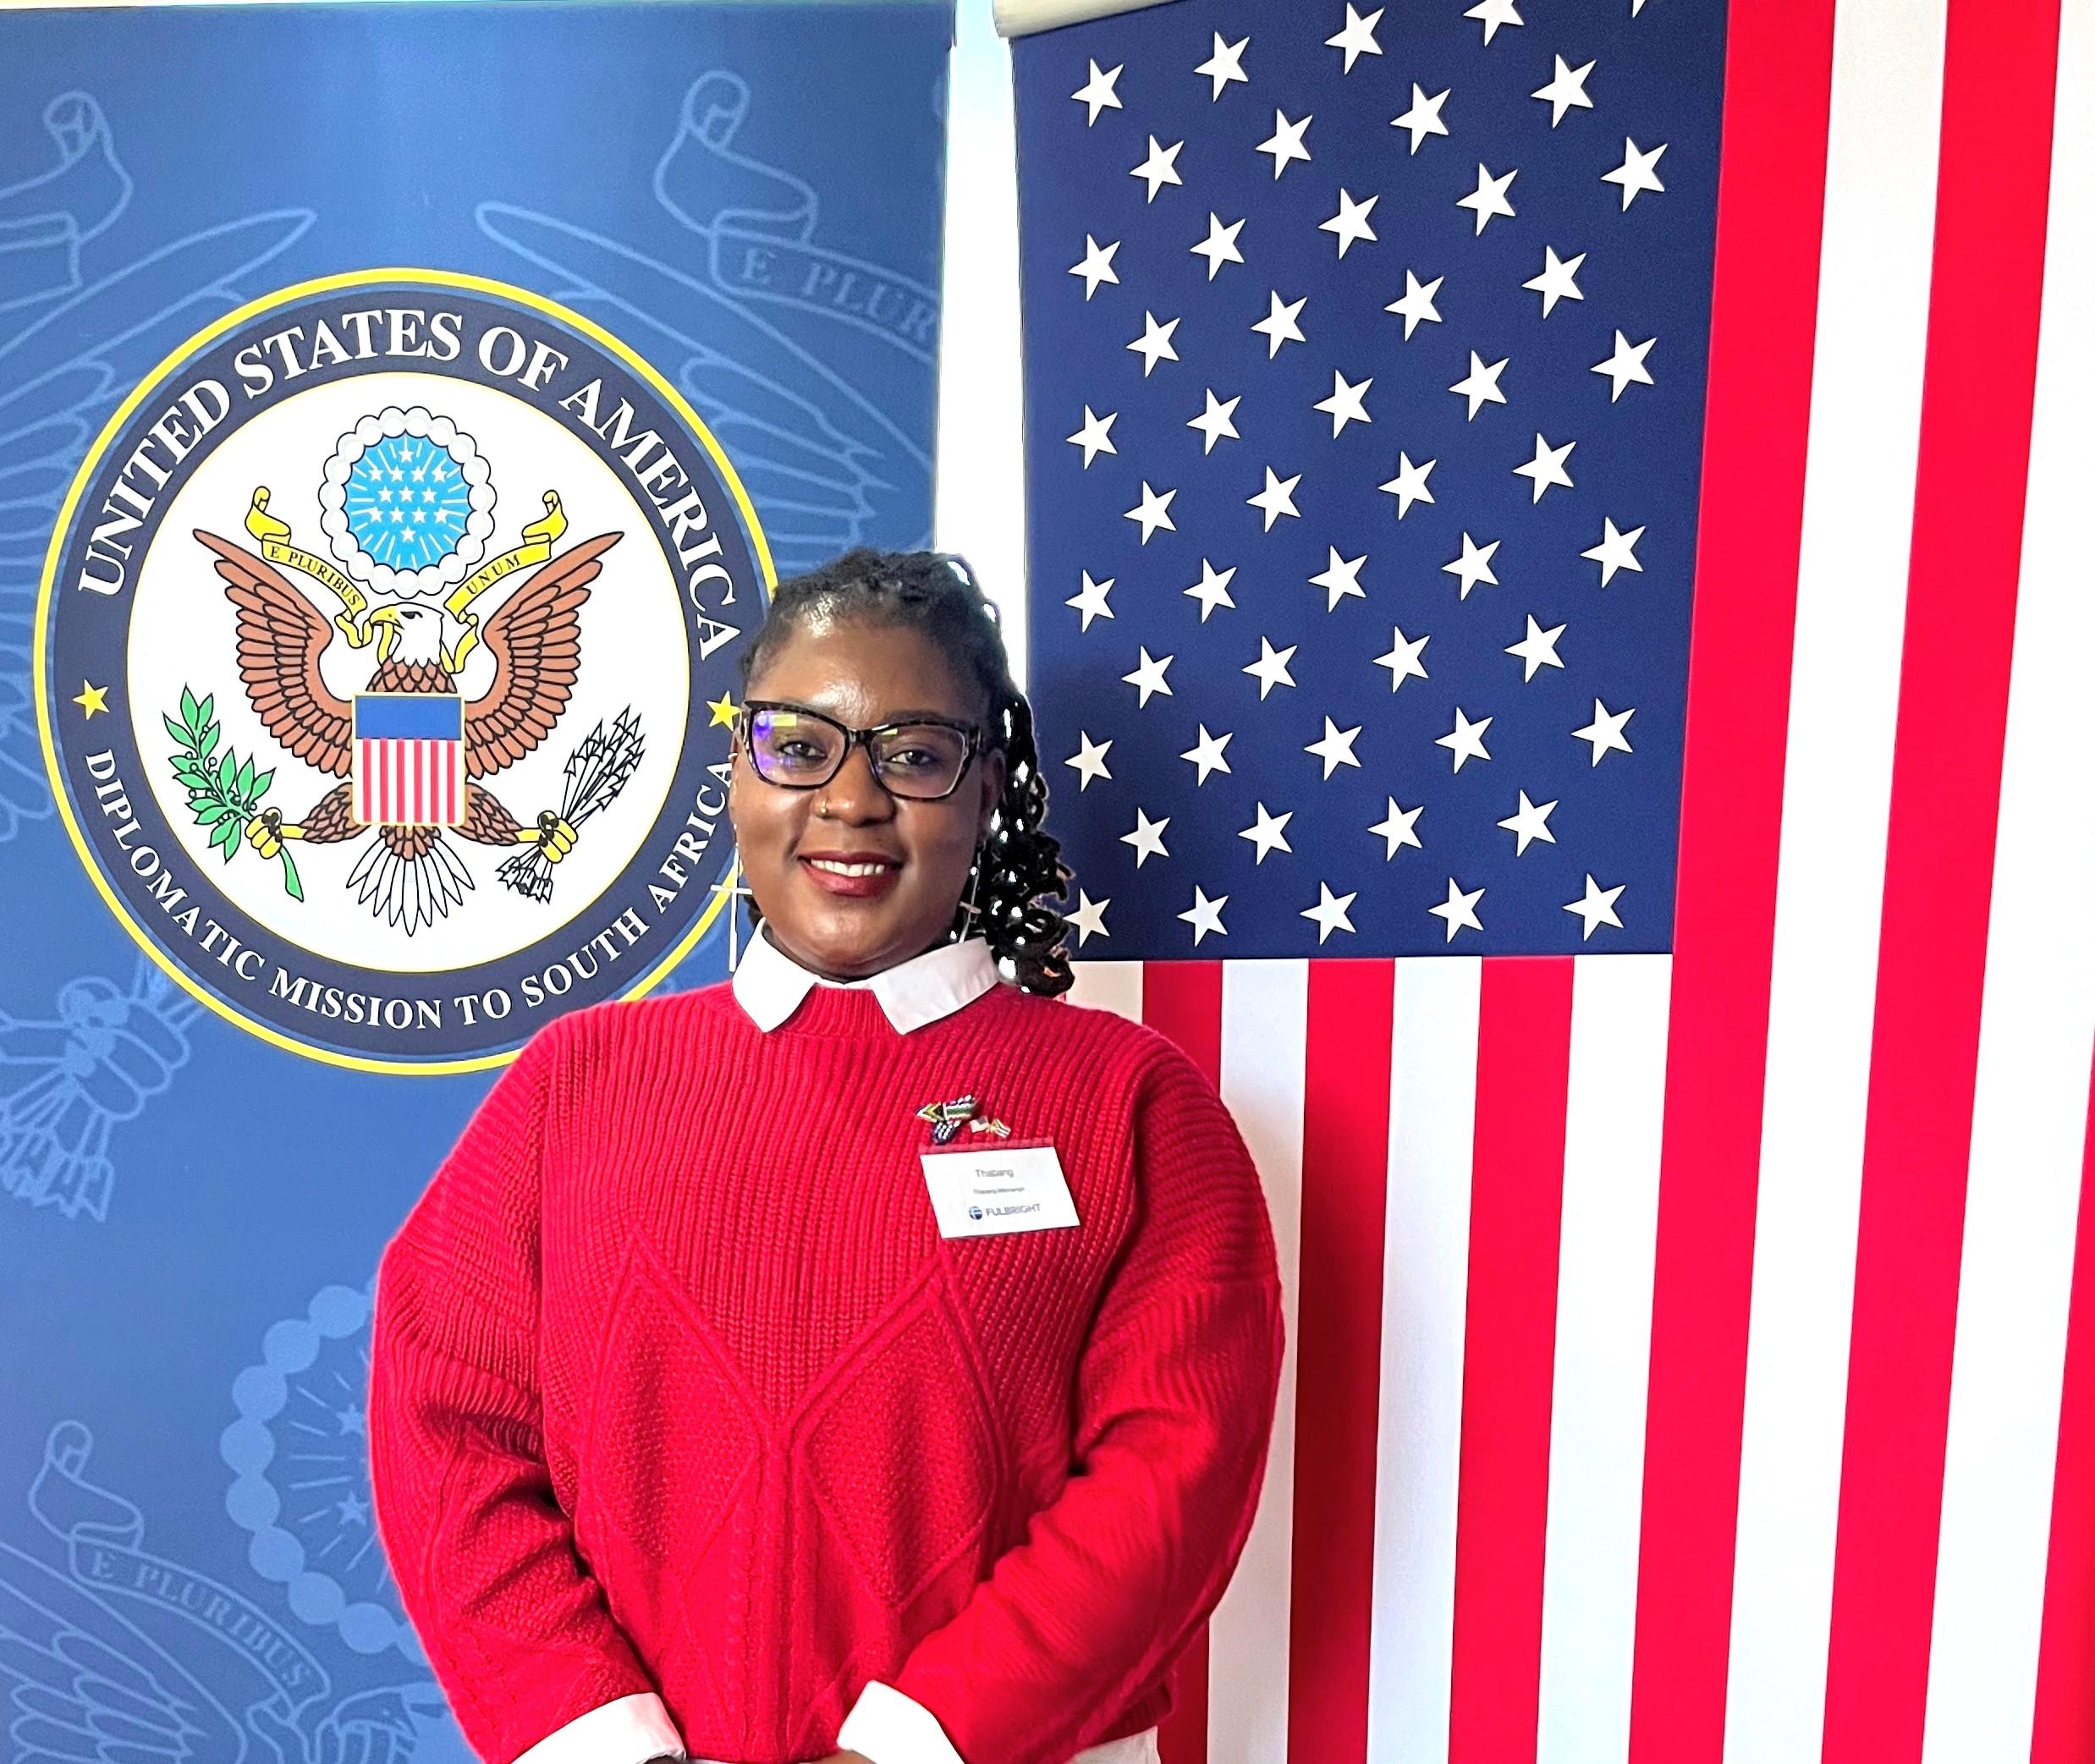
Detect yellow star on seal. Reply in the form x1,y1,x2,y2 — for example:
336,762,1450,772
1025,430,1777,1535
707,691,740,729
73,681,110,718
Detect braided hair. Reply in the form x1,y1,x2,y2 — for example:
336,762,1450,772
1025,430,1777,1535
734,547,1075,997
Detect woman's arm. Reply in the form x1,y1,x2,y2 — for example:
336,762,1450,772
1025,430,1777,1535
368,1019,683,1764
837,1038,1286,1764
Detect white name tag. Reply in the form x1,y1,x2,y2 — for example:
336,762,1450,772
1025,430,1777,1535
920,1143,1080,1239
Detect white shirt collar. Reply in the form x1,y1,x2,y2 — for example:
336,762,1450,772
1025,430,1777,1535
732,922,1004,1033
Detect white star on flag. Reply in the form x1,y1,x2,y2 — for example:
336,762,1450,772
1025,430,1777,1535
1371,796,1426,857
1189,389,1242,452
1311,547,1368,610
1249,467,1303,528
1180,723,1234,783
1498,789,1559,852
1185,559,1237,619
1123,646,1174,706
1067,571,1113,629
1065,888,1109,943
1583,518,1647,584
1306,716,1364,778
1506,614,1568,680
1316,370,1373,434
1564,874,1626,939
1531,55,1596,125
1258,109,1314,178
1128,310,1180,375
1443,532,1501,597
1430,876,1487,940
1244,636,1297,697
1451,350,1510,417
1130,136,1184,201
1302,882,1360,942
1069,234,1119,298
1124,481,1177,541
1195,32,1250,100
1465,0,1523,44
1386,270,1444,338
1065,732,1112,789
1240,801,1293,861
1374,624,1431,690
1514,431,1576,501
1072,60,1123,124
1066,405,1116,466
1320,189,1379,256
1121,808,1169,866
1592,330,1657,398
1378,451,1436,516
1523,246,1586,315
1392,85,1451,153
1574,699,1636,765
1327,6,1383,71
1191,212,1248,278
1180,885,1229,944
1438,706,1493,770
1458,162,1519,233
1604,137,1669,207
1254,290,1310,356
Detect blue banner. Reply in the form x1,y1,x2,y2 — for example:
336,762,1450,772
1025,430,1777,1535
0,6,951,1758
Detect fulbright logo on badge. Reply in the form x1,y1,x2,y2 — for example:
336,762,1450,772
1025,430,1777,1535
35,272,771,1073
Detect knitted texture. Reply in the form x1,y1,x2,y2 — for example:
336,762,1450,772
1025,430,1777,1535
367,978,1285,1764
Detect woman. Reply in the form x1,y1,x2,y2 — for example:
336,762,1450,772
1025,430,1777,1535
367,548,1285,1764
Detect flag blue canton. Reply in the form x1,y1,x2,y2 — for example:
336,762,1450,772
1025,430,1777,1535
1015,1,1728,958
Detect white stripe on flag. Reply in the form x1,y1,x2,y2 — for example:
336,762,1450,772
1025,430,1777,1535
1724,6,1948,1758
1065,959,1141,1019
1364,956,1480,1764
1922,5,2095,1755
1535,954,1671,1764
1209,960,1306,1764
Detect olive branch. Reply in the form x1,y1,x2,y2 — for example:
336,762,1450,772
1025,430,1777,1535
162,684,304,901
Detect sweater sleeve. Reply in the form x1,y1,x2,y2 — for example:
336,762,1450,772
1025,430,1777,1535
845,1038,1286,1764
366,1019,683,1764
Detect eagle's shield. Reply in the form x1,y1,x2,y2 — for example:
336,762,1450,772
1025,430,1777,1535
353,692,465,828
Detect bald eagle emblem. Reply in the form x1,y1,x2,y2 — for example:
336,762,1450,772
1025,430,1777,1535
176,405,644,935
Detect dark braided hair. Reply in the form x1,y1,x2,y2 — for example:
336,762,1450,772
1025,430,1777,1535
734,547,1075,997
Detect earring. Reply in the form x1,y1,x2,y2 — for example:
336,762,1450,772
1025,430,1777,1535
956,850,986,939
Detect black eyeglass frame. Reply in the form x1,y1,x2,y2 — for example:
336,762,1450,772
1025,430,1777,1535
734,698,986,801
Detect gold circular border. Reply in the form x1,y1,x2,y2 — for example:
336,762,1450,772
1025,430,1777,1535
33,267,774,1076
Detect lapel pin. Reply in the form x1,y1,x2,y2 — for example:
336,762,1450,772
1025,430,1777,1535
916,1093,1012,1145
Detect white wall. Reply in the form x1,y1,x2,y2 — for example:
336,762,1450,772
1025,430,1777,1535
935,0,1031,689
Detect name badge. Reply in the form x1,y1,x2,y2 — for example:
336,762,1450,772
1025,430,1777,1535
920,1142,1079,1239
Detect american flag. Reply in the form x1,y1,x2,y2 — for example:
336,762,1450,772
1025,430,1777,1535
1012,4,2095,1764
354,691,465,827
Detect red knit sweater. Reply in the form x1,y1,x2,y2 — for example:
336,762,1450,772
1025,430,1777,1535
367,975,1284,1764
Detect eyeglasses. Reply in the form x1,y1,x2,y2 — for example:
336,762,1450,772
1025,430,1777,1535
734,699,982,800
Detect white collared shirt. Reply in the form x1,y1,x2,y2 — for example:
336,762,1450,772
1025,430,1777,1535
730,921,1004,1034
517,926,1156,1764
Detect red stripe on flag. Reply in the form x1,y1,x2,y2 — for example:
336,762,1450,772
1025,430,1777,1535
2032,1045,2095,1764
1287,960,1392,1764
414,739,425,825
1142,961,1223,1764
1820,8,2059,1758
1448,957,1573,1764
1626,5,1836,1759
358,743,367,825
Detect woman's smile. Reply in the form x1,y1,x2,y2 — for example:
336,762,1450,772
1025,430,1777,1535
798,849,905,897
